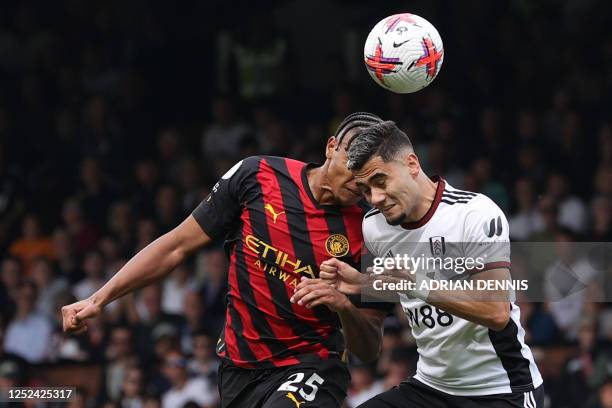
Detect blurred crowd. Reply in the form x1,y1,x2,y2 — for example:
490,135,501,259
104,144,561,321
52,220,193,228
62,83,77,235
0,1,611,407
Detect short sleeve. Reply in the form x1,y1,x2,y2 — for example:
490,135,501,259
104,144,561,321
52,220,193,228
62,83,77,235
462,196,511,272
192,157,260,240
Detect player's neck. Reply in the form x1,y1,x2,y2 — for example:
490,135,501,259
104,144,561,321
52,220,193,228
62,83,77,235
407,174,438,222
306,164,338,205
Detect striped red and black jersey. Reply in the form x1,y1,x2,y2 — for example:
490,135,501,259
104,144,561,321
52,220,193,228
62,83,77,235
192,156,369,368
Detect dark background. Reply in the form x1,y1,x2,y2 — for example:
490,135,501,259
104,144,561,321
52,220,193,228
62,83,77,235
0,1,611,407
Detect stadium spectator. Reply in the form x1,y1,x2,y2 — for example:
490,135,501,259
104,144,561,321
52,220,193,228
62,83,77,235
134,219,158,253
0,325,28,388
544,229,601,340
559,318,612,408
105,325,137,401
187,331,219,385
8,214,55,274
0,257,22,323
61,198,99,256
76,157,117,226
589,196,612,241
161,350,218,408
346,364,385,408
179,290,206,354
201,96,250,157
509,177,545,240
546,172,588,234
3,281,53,362
30,256,68,318
73,250,107,301
154,185,182,233
106,201,135,256
118,365,145,408
157,127,184,183
593,377,612,408
161,264,197,316
198,249,227,337
131,159,160,218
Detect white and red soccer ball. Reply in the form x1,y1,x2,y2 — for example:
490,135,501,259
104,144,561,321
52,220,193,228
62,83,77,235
364,13,444,93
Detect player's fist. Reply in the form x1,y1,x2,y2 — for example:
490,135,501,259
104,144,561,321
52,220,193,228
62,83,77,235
319,258,366,295
61,298,102,334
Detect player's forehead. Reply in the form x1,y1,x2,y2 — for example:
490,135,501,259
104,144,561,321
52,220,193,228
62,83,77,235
353,156,389,182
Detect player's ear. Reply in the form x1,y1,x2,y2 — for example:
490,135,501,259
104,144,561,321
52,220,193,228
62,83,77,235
325,136,337,159
405,152,421,175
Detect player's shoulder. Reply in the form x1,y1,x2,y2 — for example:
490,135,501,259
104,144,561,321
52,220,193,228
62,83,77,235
441,182,503,215
251,155,308,175
225,155,305,175
362,207,391,238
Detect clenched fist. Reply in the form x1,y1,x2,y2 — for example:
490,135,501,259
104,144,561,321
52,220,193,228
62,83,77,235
61,298,102,334
319,258,368,295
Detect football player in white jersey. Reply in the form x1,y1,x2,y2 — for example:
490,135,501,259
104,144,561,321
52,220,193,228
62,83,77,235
292,121,544,407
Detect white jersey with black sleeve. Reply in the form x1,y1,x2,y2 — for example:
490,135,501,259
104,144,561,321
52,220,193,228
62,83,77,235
362,176,543,396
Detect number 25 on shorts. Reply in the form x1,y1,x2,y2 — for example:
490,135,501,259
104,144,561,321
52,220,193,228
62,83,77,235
277,372,325,404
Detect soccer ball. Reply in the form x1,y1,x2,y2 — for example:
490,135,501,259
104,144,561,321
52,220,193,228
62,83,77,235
364,13,444,93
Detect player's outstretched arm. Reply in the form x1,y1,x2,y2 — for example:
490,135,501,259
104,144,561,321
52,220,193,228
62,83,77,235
62,215,212,334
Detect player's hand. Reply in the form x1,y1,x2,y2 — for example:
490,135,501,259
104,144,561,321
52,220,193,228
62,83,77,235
290,278,351,313
61,298,102,334
319,258,367,295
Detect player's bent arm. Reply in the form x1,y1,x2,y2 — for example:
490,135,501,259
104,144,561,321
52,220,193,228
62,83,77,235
291,277,386,362
425,268,511,331
91,215,211,307
337,306,387,362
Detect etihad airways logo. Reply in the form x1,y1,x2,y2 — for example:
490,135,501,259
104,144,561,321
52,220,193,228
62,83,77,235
245,235,316,287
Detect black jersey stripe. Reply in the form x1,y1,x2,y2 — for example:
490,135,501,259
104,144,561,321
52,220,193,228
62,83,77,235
488,305,535,392
446,189,477,197
442,192,476,201
365,209,381,219
238,215,303,365
440,199,471,205
225,243,262,366
265,157,332,349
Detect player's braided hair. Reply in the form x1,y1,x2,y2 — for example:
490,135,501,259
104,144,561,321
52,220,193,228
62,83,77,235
334,112,383,148
346,120,413,170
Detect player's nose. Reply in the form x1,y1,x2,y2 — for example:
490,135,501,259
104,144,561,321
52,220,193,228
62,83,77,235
370,188,386,206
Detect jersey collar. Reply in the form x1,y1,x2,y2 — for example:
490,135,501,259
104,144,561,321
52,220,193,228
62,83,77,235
401,175,445,230
301,162,326,209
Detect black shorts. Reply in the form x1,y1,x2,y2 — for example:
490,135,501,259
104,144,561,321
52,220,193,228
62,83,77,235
358,378,545,408
219,358,351,408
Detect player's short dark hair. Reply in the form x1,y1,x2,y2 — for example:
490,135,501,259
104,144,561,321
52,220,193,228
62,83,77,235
347,120,413,170
334,112,383,147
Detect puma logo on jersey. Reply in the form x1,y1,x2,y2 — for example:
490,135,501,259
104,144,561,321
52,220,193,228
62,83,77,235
265,203,285,224
483,216,503,237
286,392,304,408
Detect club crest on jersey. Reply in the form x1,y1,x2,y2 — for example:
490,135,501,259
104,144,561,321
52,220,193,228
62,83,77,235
325,234,350,257
429,236,446,257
